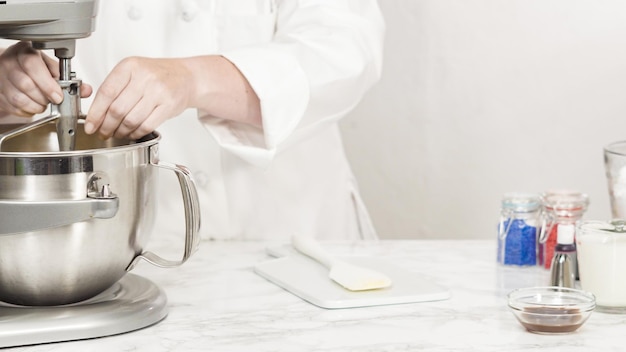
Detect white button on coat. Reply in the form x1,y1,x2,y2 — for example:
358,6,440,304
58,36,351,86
180,0,199,21
125,0,142,20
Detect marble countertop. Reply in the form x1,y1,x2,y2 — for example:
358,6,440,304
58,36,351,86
6,238,626,352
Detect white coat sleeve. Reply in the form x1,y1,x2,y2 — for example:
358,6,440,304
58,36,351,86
200,0,385,167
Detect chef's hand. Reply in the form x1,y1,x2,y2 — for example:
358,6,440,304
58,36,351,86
84,55,262,140
0,41,92,117
84,57,193,140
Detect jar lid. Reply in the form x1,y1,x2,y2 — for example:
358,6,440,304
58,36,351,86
502,192,542,212
541,190,589,212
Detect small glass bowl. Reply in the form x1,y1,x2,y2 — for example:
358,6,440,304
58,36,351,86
507,286,596,334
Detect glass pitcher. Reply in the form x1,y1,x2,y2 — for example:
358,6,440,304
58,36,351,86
577,220,626,313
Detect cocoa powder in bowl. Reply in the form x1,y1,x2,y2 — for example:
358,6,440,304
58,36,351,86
519,306,585,333
507,287,596,334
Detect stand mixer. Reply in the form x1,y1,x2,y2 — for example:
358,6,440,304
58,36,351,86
0,1,201,347
0,0,98,151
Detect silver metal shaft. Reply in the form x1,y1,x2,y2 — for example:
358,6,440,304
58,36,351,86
53,58,81,151
59,57,72,81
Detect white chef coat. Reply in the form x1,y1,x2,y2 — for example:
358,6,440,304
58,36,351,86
72,0,385,240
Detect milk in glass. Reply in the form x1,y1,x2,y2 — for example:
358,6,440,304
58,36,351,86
577,220,626,312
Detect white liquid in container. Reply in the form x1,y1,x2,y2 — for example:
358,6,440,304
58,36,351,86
577,221,626,311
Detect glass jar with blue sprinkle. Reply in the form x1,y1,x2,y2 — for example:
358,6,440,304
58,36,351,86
497,192,542,266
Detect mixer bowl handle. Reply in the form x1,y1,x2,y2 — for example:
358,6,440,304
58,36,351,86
126,148,201,270
0,196,119,235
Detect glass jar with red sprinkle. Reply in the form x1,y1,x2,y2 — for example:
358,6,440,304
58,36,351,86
538,190,589,270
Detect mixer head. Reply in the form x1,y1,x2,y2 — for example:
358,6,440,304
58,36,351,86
0,0,99,151
0,0,98,59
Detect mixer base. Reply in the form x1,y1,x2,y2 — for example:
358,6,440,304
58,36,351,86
0,273,168,348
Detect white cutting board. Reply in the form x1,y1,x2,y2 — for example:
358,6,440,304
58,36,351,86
254,248,451,309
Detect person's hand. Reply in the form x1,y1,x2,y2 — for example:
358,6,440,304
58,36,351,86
0,41,61,117
0,41,92,117
84,57,193,140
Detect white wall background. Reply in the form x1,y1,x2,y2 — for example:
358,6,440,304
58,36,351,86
341,0,626,239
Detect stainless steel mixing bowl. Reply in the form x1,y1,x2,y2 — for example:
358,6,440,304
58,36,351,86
0,122,200,306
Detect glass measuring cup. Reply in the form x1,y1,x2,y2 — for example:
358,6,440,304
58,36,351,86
577,220,626,313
